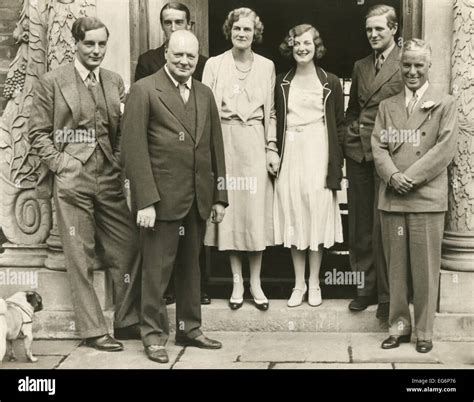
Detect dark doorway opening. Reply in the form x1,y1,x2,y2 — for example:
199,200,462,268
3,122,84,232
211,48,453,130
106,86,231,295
206,0,403,300
208,0,402,77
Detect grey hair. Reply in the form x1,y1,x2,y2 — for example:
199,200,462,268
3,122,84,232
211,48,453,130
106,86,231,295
403,38,432,61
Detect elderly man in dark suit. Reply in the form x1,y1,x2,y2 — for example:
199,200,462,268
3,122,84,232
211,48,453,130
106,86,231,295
28,17,141,351
344,4,403,318
372,39,458,353
135,2,207,82
135,2,210,306
121,30,228,364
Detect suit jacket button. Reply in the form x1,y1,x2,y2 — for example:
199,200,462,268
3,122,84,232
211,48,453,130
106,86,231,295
422,132,426,136
416,151,421,156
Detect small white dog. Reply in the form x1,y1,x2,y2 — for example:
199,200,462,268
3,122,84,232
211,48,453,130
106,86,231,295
0,291,43,363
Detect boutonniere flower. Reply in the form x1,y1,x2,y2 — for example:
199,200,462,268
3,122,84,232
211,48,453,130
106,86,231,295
421,101,436,109
421,101,436,120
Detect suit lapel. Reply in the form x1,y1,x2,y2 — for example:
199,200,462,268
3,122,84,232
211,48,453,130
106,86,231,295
363,46,401,108
316,66,331,109
57,64,80,126
280,69,294,125
358,55,375,103
99,69,119,136
194,80,207,146
155,69,195,142
389,91,408,152
156,45,166,67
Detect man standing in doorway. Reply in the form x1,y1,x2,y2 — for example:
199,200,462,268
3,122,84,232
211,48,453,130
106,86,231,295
135,2,207,82
344,4,403,319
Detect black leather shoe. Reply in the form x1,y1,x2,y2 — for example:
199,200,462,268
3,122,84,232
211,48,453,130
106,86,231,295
376,302,390,319
165,294,175,305
201,292,211,305
250,287,269,311
416,339,433,353
114,324,141,340
349,296,378,311
229,299,243,310
145,345,169,363
175,334,222,349
381,335,411,349
84,334,123,352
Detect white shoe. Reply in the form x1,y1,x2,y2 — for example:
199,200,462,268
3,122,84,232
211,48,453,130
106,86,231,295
287,284,307,307
308,286,322,307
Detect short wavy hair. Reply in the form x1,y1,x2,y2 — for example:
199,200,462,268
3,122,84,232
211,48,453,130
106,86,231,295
279,24,326,60
366,4,398,30
160,2,190,24
222,7,264,44
71,17,109,42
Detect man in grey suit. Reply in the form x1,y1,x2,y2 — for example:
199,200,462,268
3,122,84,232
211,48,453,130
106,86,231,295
372,39,458,353
29,17,140,351
344,4,403,318
121,30,228,364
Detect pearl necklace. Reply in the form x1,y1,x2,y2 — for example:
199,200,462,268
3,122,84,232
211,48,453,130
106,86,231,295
234,52,254,80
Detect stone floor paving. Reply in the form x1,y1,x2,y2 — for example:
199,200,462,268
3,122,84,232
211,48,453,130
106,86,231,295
0,333,473,369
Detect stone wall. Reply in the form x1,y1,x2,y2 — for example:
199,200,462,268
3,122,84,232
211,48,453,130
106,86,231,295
0,0,21,116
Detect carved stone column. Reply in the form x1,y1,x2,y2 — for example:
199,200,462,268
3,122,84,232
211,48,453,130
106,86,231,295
439,0,474,313
0,0,52,269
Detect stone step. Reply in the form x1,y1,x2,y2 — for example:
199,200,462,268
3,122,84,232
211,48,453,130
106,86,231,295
439,269,474,313
32,300,474,341
0,268,113,311
34,310,114,339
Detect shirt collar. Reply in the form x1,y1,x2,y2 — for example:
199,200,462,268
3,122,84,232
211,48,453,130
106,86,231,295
74,58,100,83
375,42,396,64
164,64,192,89
405,81,430,105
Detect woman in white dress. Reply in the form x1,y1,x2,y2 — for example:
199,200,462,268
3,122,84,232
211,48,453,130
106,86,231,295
203,8,279,310
272,24,344,307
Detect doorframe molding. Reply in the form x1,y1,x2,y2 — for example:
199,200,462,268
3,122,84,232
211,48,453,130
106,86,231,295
129,0,149,83
402,0,423,40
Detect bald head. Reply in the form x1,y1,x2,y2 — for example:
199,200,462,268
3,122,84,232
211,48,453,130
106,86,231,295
165,30,199,83
168,30,199,51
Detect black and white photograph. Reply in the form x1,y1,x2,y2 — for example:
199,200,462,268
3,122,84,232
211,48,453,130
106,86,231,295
0,0,472,398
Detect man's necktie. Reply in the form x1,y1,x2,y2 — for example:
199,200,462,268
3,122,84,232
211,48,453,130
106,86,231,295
375,54,384,75
407,91,418,116
179,83,188,104
85,71,98,102
85,71,97,88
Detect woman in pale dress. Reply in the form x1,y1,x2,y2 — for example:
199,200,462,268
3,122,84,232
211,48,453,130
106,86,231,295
203,8,279,311
273,24,344,307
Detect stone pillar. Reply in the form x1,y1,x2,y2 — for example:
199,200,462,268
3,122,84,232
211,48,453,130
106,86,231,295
439,0,474,314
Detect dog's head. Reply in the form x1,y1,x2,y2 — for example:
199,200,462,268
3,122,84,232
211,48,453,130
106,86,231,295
25,291,43,312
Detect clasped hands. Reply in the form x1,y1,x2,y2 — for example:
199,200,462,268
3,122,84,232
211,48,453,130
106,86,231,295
390,172,417,195
266,143,280,176
137,203,226,229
